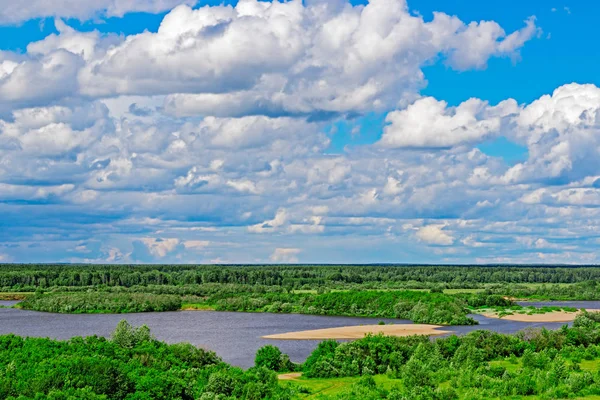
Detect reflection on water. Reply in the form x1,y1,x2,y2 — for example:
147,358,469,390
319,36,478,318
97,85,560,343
0,304,587,368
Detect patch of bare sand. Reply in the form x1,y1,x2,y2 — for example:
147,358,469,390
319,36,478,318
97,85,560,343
483,309,600,323
278,373,302,380
262,324,450,340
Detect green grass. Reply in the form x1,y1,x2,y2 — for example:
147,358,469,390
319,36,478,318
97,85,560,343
287,358,600,399
443,288,485,294
579,359,600,372
281,374,400,399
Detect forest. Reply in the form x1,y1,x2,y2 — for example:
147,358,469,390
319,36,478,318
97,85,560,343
3,264,600,290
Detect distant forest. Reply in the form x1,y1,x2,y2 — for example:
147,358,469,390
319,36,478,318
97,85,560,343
3,264,600,290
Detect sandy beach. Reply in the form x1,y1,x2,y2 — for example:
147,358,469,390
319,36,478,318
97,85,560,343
262,324,450,340
482,309,600,323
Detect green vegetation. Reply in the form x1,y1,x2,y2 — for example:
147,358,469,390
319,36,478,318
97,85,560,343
17,289,476,325
284,313,600,399
7,317,600,399
6,265,600,398
20,292,182,313
0,321,292,400
5,264,600,324
488,280,600,301
4,264,600,292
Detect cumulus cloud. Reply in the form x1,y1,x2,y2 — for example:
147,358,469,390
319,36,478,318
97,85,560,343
503,83,600,184
140,238,180,257
7,0,600,265
0,0,537,118
379,97,518,148
0,0,197,24
270,248,301,263
416,225,455,245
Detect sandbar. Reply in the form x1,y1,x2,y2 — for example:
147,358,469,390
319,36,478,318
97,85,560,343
262,324,450,340
482,309,600,323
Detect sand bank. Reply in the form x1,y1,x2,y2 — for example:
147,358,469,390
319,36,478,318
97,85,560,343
482,309,600,323
263,324,450,340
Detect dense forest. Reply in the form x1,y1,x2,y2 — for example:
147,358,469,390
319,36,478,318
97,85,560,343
3,264,600,291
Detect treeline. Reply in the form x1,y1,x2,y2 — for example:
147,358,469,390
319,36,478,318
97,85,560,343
210,290,477,325
20,293,182,314
19,290,478,325
0,321,291,400
3,264,600,291
490,280,600,300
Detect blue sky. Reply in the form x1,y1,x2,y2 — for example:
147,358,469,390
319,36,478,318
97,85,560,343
0,0,599,264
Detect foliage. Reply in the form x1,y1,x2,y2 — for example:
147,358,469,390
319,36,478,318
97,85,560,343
0,321,291,400
20,292,181,313
295,319,600,399
255,345,296,372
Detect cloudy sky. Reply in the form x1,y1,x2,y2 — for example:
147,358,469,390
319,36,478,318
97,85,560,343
0,0,598,264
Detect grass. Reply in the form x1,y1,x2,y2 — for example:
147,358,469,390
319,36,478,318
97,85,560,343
284,358,600,399
280,374,400,399
443,288,485,294
579,359,600,372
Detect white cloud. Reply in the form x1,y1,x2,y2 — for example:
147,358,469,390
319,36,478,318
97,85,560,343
8,1,600,265
379,96,517,148
416,225,454,245
270,248,301,263
249,209,288,233
183,240,210,249
0,0,197,24
140,238,180,257
0,0,537,118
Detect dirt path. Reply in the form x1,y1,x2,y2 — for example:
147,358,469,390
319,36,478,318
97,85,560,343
278,372,302,380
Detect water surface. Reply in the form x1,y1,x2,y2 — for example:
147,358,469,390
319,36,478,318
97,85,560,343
0,308,407,368
0,307,579,368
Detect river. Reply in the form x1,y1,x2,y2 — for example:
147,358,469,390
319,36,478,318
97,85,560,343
0,302,584,368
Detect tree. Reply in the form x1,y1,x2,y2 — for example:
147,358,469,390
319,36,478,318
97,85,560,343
111,320,154,348
254,345,284,371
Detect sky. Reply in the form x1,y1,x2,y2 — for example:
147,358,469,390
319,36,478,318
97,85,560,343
0,0,599,264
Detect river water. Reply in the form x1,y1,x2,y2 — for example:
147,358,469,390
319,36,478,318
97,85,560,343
0,301,586,368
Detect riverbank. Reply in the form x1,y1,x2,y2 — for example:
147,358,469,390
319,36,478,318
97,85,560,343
482,309,600,322
263,324,450,340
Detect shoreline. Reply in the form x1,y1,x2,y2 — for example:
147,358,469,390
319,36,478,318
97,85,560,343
481,309,600,322
262,324,450,340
